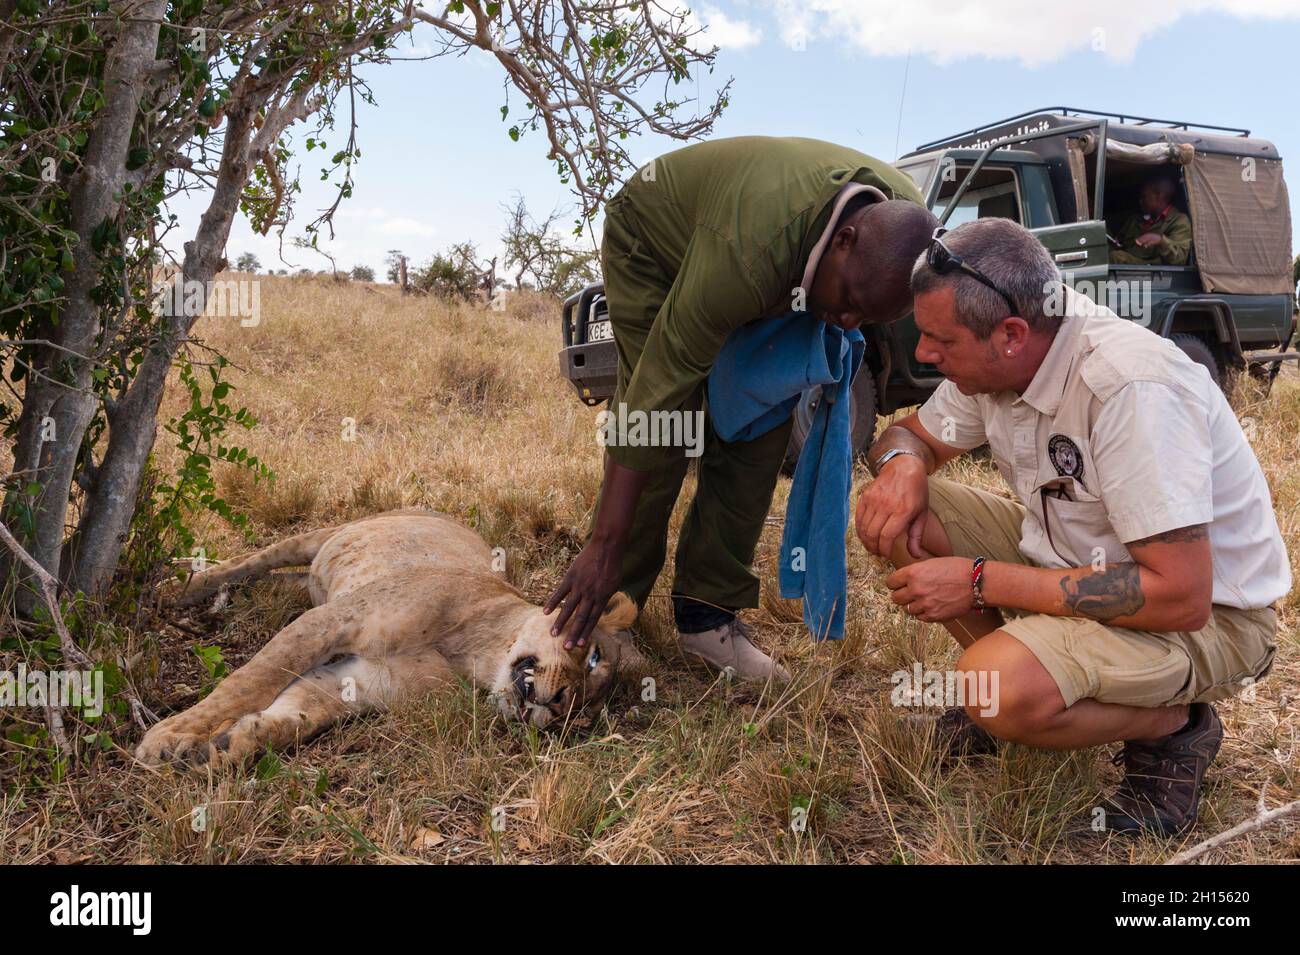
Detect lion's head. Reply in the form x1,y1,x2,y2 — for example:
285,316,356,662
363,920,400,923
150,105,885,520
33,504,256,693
495,592,640,729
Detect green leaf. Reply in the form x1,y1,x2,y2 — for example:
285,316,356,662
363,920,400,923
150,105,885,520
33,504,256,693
254,747,284,781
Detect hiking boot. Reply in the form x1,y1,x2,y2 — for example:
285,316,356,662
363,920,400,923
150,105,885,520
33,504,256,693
939,705,1001,758
1104,702,1223,837
906,705,1000,760
679,617,791,684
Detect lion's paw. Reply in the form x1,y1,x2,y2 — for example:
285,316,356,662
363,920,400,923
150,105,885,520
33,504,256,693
135,722,217,770
209,712,286,766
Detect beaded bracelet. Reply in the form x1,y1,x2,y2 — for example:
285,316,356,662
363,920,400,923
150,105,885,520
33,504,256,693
971,556,987,614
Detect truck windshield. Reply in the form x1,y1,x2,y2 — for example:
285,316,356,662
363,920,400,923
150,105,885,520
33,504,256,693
895,159,936,193
933,166,1022,227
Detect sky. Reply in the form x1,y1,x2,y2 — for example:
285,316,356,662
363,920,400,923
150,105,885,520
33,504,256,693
169,0,1300,280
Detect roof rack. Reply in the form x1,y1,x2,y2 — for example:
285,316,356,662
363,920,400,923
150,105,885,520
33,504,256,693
913,107,1250,152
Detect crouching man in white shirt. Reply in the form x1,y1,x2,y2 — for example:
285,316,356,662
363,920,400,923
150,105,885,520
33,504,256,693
856,217,1289,837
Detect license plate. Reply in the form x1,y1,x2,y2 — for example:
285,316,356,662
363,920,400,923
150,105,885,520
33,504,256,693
587,319,613,343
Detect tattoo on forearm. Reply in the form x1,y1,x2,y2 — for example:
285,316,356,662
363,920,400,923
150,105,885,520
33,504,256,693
1131,524,1209,547
1059,563,1145,621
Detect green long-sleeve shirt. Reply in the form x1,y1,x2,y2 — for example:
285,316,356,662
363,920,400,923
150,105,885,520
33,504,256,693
1112,207,1193,266
601,136,924,470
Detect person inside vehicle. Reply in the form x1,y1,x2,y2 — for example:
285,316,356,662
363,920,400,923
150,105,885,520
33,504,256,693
855,217,1288,835
1110,171,1193,265
543,136,938,681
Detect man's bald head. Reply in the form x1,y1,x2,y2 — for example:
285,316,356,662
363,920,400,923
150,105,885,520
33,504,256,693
808,198,939,331
853,199,942,301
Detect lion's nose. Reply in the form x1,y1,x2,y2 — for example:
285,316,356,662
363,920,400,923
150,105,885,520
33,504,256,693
543,686,566,707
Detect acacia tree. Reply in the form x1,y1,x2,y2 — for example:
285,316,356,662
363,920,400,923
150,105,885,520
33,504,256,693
1,0,726,618
411,241,485,299
2,0,416,614
501,192,598,296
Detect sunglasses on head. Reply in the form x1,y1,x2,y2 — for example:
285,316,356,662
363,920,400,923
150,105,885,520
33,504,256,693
926,228,1019,318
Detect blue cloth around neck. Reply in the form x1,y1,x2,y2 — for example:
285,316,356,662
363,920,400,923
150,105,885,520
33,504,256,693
707,311,864,640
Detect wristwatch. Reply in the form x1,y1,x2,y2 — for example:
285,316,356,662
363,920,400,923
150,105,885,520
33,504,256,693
870,447,925,478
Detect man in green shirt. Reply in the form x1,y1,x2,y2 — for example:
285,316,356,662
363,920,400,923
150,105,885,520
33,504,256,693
544,136,938,680
1110,173,1193,266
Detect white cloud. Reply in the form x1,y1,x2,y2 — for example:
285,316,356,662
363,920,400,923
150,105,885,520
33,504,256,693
335,205,390,222
375,216,438,238
766,0,1300,65
650,2,763,49
702,7,763,48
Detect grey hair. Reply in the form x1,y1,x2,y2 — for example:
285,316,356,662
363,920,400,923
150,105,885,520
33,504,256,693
910,217,1063,340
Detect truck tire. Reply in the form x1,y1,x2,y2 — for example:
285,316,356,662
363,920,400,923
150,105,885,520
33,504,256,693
782,370,878,475
1171,333,1222,389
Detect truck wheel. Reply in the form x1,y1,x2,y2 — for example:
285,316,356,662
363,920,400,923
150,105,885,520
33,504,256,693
782,371,878,475
1171,333,1221,389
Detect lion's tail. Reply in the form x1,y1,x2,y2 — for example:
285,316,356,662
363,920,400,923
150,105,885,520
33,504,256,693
163,525,337,608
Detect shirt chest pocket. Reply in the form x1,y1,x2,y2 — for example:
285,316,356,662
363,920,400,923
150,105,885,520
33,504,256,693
1035,475,1130,568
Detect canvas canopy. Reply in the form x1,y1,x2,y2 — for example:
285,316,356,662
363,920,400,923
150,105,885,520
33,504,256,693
1071,133,1293,293
1185,152,1293,295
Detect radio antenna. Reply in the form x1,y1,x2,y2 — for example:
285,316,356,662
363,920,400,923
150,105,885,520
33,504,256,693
893,47,912,160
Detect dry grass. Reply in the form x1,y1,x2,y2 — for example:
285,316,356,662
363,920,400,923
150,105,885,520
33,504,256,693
1,274,1296,864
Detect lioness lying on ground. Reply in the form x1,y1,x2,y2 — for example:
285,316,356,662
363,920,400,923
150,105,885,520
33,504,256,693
135,510,639,769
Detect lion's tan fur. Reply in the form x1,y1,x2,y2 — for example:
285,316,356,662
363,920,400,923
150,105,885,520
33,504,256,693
135,510,638,769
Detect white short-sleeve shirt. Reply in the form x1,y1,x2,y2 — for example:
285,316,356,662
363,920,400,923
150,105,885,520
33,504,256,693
917,287,1290,610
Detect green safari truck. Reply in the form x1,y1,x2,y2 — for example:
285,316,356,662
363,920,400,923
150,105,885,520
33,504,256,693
560,108,1299,464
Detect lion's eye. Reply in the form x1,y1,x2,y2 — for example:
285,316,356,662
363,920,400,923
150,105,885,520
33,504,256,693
586,647,600,671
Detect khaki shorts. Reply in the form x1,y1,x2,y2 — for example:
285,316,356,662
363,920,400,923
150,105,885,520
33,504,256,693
927,477,1278,708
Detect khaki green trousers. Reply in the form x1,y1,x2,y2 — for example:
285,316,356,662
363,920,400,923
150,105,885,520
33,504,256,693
598,196,791,612
606,408,792,613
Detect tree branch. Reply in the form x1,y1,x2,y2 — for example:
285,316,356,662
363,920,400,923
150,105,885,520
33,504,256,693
1165,789,1300,864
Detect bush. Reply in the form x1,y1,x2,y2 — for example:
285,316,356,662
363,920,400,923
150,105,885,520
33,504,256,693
412,242,486,300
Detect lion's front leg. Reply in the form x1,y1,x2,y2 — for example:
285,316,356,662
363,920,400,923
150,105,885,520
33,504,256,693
208,649,456,767
135,603,361,768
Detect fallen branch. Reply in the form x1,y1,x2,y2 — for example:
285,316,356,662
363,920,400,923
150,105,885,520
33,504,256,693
0,511,158,753
1165,792,1300,864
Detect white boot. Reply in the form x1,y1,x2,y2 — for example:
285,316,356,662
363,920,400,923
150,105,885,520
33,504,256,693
679,618,791,684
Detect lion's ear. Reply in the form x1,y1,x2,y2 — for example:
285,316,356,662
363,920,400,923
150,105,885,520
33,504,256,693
598,591,638,632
